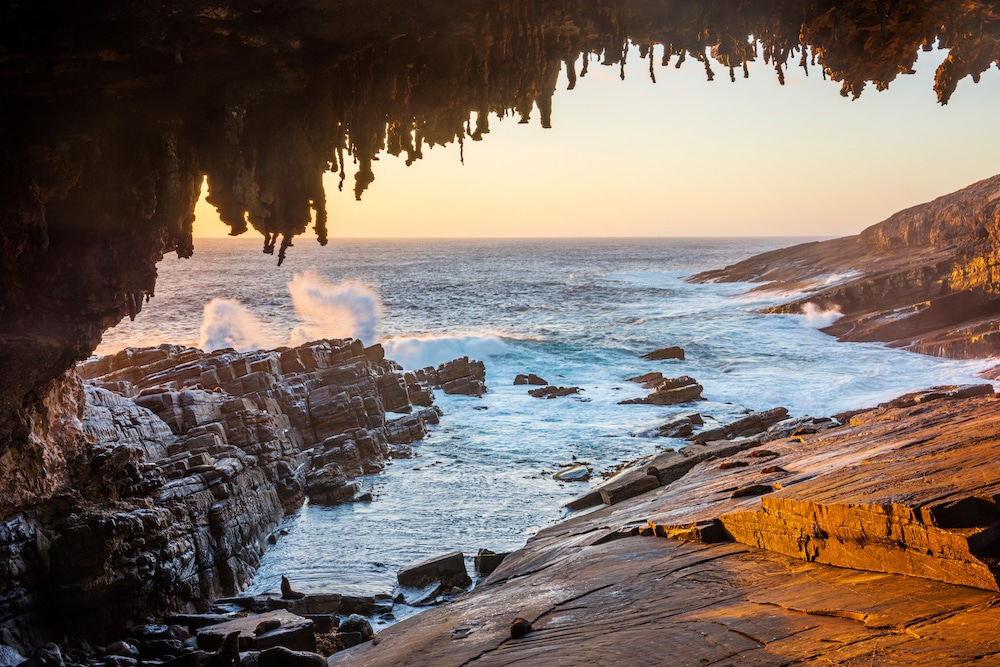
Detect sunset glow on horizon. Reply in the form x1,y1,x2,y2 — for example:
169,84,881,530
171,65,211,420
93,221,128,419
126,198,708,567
193,45,1000,240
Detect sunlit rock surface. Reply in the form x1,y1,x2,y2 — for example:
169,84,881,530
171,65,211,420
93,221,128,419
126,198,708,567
694,173,1000,359
330,387,1000,666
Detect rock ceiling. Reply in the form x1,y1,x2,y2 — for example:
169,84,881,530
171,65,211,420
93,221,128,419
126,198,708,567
1,0,999,450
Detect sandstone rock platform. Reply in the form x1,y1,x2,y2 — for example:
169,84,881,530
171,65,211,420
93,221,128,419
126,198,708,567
330,386,1000,666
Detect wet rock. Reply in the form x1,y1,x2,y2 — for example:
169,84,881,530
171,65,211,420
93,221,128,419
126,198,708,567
513,374,547,386
527,386,581,399
397,552,472,590
619,376,704,405
338,615,373,643
640,346,685,361
474,549,510,577
651,412,703,438
552,464,591,481
105,641,139,658
691,407,789,443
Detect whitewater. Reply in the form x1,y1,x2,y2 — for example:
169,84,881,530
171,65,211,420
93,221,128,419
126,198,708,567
99,237,994,616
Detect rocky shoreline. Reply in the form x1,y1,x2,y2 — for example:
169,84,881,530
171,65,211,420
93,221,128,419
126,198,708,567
0,338,488,663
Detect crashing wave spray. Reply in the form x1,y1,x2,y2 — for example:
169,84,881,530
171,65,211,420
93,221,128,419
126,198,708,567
199,298,281,352
287,271,382,346
802,302,844,328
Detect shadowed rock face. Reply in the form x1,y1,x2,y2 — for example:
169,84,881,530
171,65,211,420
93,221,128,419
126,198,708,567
2,1,999,454
693,174,1000,358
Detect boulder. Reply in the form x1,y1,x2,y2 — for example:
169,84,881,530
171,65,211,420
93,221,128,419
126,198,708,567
640,346,685,361
196,611,315,653
397,552,472,590
513,374,548,386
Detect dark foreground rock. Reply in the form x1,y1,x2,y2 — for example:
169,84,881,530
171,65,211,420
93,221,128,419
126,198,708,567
330,387,1000,666
0,339,479,651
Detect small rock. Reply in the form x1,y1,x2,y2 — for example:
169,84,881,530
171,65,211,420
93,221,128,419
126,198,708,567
105,641,139,659
514,373,548,386
339,615,373,642
718,461,749,470
640,346,685,361
510,618,533,639
528,386,581,399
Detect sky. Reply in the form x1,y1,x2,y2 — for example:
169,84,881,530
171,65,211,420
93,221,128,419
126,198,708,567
193,45,1000,239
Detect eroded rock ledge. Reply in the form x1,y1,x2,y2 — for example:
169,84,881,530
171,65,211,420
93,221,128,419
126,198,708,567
0,338,486,651
330,386,1000,666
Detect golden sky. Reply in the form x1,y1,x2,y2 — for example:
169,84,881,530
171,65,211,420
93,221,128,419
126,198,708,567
194,47,1000,239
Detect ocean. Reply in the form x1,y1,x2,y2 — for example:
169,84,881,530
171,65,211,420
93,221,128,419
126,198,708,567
98,237,993,619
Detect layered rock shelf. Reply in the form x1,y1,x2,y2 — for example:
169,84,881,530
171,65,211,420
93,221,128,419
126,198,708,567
331,385,1000,666
692,174,1000,361
0,338,487,651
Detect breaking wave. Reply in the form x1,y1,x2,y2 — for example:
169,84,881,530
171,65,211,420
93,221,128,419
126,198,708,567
199,272,382,352
802,302,844,328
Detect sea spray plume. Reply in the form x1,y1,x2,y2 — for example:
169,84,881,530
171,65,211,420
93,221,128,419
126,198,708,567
288,271,382,345
802,302,844,328
199,298,281,351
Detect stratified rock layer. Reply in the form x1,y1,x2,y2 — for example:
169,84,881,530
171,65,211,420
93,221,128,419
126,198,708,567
0,339,472,650
331,386,1000,666
693,174,1000,359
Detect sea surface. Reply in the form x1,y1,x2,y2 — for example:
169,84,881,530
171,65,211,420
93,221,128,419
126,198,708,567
100,237,994,620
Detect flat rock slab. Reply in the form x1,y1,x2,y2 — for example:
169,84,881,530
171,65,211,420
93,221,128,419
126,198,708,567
329,537,1000,666
197,610,315,652
551,393,1000,591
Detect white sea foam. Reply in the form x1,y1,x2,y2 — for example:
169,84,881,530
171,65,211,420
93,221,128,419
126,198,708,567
199,298,281,352
380,334,511,370
288,272,382,346
802,302,844,328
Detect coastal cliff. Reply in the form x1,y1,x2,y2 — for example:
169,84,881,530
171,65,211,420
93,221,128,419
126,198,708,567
694,173,1000,359
0,338,485,650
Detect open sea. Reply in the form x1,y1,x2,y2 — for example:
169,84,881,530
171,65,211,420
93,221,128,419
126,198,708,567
98,237,993,620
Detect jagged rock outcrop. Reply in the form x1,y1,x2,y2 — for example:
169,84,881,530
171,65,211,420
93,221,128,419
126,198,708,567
618,375,704,405
331,386,1000,666
0,338,462,652
694,174,1000,359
